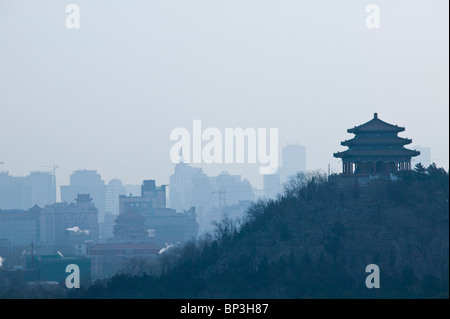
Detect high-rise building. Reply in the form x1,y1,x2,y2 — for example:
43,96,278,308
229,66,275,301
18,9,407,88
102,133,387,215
60,170,106,222
169,162,255,234
0,171,55,210
279,144,306,185
168,162,204,213
263,173,281,199
411,146,431,168
105,178,126,215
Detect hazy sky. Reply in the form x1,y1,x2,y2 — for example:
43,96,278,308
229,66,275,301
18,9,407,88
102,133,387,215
0,0,448,191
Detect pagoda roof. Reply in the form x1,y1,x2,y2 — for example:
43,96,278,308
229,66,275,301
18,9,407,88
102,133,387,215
347,113,405,134
334,148,420,159
341,135,412,147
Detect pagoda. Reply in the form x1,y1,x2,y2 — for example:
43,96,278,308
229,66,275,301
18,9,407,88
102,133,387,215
333,113,420,175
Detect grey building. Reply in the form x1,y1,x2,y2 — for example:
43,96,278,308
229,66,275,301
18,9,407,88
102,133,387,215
169,162,255,234
0,171,55,210
105,178,126,215
39,194,99,246
119,180,198,247
279,144,306,185
0,205,41,245
263,173,281,199
61,170,106,222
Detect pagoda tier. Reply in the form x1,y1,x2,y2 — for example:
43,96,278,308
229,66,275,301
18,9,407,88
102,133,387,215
341,136,412,147
333,113,420,175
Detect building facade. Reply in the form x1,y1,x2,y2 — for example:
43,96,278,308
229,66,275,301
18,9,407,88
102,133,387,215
0,171,55,210
0,205,41,245
40,194,99,246
278,144,306,184
169,162,254,233
119,180,199,247
60,170,107,222
87,242,159,280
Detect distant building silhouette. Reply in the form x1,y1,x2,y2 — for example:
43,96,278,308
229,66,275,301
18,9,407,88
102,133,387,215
0,171,55,210
169,161,254,234
123,184,141,197
168,161,205,213
87,242,159,280
40,194,99,246
119,180,198,247
60,170,107,222
105,178,126,215
334,113,420,175
0,205,41,245
278,144,306,185
113,210,151,243
100,213,116,241
263,174,281,199
411,146,431,167
0,194,99,256
119,180,166,215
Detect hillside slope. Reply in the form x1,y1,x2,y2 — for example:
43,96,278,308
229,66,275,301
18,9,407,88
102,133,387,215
81,165,449,299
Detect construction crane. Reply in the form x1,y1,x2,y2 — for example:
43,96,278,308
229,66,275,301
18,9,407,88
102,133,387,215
39,164,59,200
39,163,59,178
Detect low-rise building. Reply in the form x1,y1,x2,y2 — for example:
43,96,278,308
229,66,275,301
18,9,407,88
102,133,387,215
87,242,160,280
0,205,41,245
40,194,99,246
119,180,199,247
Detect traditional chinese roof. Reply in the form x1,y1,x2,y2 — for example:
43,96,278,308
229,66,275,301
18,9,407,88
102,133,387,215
334,148,420,159
334,113,420,161
347,113,404,134
341,136,412,147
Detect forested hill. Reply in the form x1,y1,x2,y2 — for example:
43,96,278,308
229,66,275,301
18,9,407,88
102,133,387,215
81,164,449,299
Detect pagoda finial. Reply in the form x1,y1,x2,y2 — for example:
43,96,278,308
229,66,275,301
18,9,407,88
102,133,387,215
374,112,378,118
